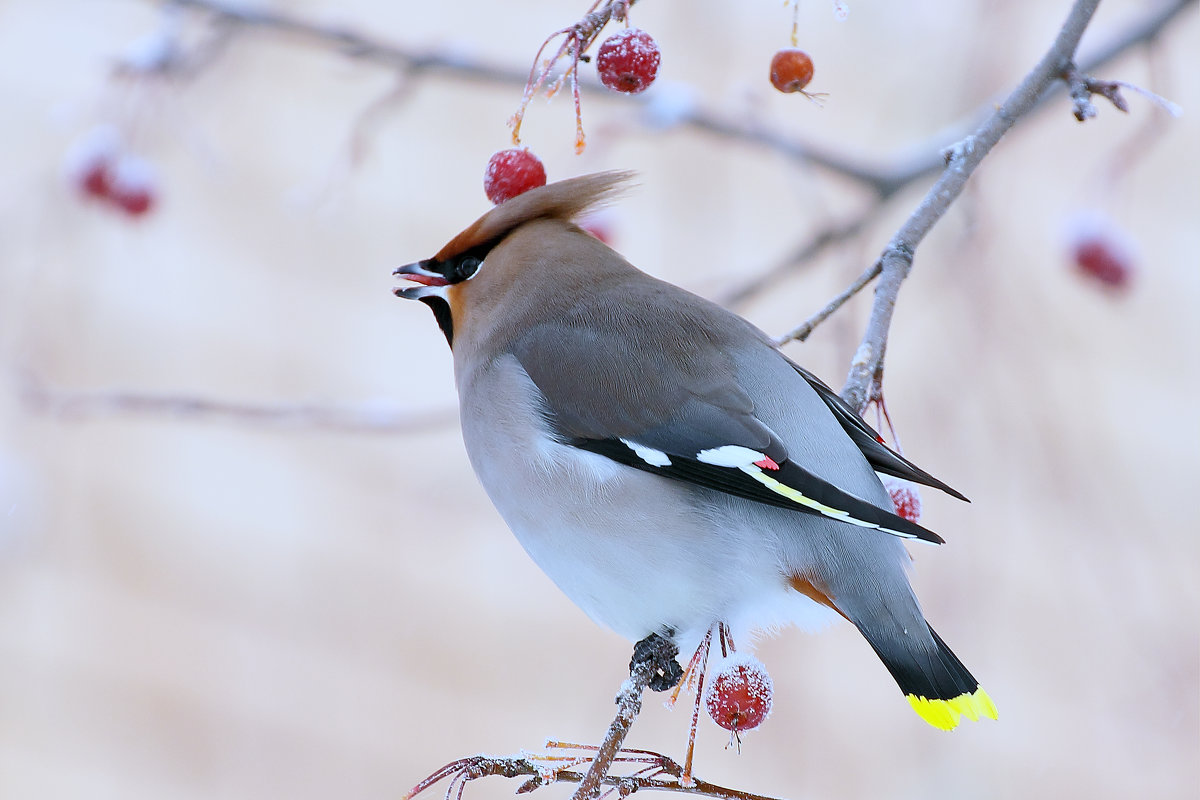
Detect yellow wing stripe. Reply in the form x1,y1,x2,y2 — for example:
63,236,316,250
907,687,998,730
738,465,914,538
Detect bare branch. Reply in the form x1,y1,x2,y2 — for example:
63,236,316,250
1063,65,1130,120
839,0,1110,413
723,0,1194,312
17,371,456,435
852,0,1195,192
774,259,881,347
401,749,786,800
152,0,889,189
572,634,677,800
148,0,1192,197
715,201,882,310
159,0,532,85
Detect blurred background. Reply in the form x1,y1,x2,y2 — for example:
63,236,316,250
1,0,1197,798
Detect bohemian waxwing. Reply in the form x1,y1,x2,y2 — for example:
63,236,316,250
394,172,997,731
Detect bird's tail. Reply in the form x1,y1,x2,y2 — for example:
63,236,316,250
859,622,998,730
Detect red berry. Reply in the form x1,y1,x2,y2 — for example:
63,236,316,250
64,124,122,201
704,654,773,733
80,162,112,199
1073,238,1132,289
113,188,154,216
483,148,547,205
770,49,814,93
596,28,661,94
108,154,159,218
1065,211,1135,290
882,476,922,524
579,213,614,245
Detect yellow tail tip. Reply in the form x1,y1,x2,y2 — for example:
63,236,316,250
907,688,998,730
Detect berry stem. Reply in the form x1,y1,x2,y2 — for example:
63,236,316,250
506,0,640,150
681,628,713,789
718,622,736,658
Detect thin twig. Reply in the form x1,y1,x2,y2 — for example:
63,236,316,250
17,371,456,434
839,0,1112,413
508,0,637,152
144,0,924,191
402,751,785,800
572,634,681,800
773,259,881,347
715,201,883,310
150,0,1192,191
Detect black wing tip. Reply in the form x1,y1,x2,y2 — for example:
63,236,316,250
924,475,970,503
787,361,972,504
885,466,970,503
885,512,945,545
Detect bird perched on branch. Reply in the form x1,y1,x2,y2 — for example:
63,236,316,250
393,172,996,731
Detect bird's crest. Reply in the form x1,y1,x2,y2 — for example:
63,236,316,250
434,171,633,262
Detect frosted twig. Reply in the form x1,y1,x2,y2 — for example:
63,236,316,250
401,750,785,800
1062,65,1130,120
773,258,881,347
716,202,883,310
571,634,677,800
839,0,1117,413
17,371,456,434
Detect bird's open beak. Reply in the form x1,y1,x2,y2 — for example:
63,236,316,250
393,261,450,299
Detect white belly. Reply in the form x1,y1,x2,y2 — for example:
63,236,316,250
457,355,838,649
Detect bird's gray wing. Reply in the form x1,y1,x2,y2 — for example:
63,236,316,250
512,322,944,543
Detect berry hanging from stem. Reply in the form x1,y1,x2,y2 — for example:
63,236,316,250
770,48,815,95
483,148,547,204
596,28,661,94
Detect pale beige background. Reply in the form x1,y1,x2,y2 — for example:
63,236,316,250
1,1,1197,798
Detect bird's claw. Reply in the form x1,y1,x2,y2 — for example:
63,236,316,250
630,632,683,692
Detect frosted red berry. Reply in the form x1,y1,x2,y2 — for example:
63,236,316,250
596,28,661,94
483,148,547,205
704,654,774,733
882,476,922,524
770,49,814,93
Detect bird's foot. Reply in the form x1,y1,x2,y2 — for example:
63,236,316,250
629,632,683,692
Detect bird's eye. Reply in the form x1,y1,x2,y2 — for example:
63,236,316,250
455,256,482,281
